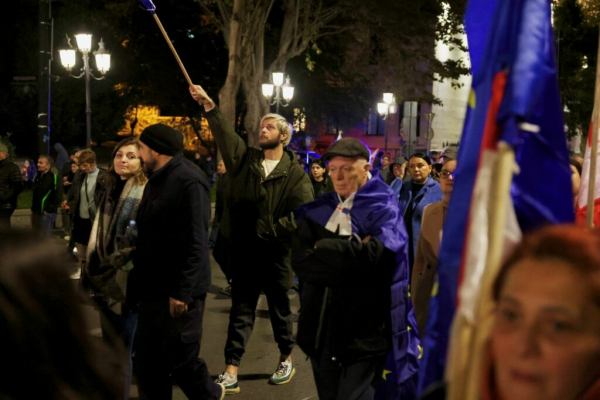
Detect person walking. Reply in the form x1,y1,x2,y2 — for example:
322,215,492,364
85,137,148,399
31,155,58,236
190,84,313,394
131,123,224,400
66,149,108,278
0,142,23,229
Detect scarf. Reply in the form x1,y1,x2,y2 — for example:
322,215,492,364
86,177,145,314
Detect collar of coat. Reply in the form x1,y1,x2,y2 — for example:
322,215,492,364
295,171,408,252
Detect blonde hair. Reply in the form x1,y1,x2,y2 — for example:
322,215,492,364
261,113,293,146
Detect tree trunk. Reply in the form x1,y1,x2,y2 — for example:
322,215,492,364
242,28,269,149
217,0,244,125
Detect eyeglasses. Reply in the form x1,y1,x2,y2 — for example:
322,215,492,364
440,171,455,179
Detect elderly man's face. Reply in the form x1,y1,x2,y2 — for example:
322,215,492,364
328,156,370,199
0,151,7,161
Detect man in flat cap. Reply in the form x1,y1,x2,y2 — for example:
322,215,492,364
132,123,224,399
412,145,459,337
190,85,313,394
292,138,420,399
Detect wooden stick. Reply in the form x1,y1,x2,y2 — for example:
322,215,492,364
586,28,600,228
152,14,194,87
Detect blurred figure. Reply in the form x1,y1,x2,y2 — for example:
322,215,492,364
411,146,458,336
399,153,443,271
0,230,123,399
85,137,147,399
54,142,70,175
489,225,600,400
310,158,330,198
210,158,232,296
0,142,23,230
387,155,407,202
67,149,108,278
378,155,391,182
31,155,58,236
570,157,582,208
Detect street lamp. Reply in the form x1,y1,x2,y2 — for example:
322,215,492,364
59,34,111,148
262,72,294,113
377,93,398,154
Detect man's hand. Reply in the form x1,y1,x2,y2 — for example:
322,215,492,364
189,85,215,111
169,297,188,318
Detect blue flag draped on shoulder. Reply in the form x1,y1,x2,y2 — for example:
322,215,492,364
418,0,574,395
295,172,421,399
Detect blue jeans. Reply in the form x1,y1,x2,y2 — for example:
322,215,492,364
31,213,57,236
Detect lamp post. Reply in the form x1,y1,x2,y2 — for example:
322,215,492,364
59,34,111,148
262,72,294,114
425,112,435,154
377,93,398,154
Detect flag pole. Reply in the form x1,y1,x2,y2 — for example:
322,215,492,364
151,14,194,87
586,29,600,228
140,0,194,88
446,142,515,400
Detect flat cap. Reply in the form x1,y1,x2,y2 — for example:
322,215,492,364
140,124,184,156
442,145,459,161
390,155,407,166
0,143,7,153
323,138,370,161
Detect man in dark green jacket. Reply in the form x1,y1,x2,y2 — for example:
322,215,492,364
191,85,313,394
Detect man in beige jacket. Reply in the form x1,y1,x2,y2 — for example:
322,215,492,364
411,146,458,337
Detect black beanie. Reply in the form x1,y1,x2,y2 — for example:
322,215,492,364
139,124,184,156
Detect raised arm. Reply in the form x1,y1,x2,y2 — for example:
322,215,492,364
189,85,246,174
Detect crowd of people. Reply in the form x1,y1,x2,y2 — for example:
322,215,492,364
0,83,599,400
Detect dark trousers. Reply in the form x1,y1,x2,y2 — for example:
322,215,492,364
99,306,139,400
224,277,295,366
135,295,222,400
310,349,386,400
0,208,14,230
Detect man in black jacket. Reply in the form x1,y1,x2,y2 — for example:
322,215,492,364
190,85,313,394
31,155,58,236
132,124,224,400
0,143,23,229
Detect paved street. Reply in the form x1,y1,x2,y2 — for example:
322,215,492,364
72,238,318,400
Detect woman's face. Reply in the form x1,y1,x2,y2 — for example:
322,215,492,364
408,157,431,184
492,257,600,400
311,163,325,180
70,163,79,174
113,144,141,179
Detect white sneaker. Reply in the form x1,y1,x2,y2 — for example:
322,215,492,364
69,268,81,280
215,372,241,394
270,360,295,385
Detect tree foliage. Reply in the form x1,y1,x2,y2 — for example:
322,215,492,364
554,0,599,137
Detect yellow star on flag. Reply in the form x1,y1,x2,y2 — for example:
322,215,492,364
382,369,392,381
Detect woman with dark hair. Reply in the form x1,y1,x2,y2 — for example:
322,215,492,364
85,136,147,399
570,157,583,208
399,152,443,272
488,224,600,400
0,230,123,399
309,158,331,197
